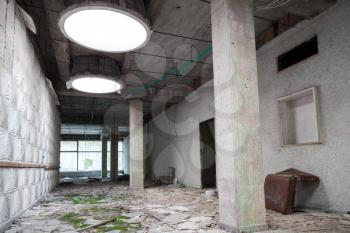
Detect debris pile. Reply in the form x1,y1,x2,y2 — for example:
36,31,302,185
5,182,350,233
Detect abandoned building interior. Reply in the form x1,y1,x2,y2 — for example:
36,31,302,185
1,0,350,232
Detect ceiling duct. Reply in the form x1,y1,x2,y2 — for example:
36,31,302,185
59,0,151,52
67,56,124,94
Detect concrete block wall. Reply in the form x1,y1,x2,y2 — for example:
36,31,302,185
148,0,350,212
0,1,61,231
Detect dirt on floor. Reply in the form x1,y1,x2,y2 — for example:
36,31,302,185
4,182,350,233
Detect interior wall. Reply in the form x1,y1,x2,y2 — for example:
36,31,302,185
148,0,350,212
0,1,61,231
257,0,350,212
148,81,215,188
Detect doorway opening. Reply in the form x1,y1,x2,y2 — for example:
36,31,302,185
199,118,216,188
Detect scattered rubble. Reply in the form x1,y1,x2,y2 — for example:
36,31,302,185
5,182,350,232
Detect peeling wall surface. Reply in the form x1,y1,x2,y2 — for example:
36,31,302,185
149,0,350,212
0,0,61,231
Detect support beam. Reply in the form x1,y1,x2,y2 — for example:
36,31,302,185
110,126,119,182
102,137,108,178
211,0,267,232
129,100,144,189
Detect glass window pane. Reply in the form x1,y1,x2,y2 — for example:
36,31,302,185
118,152,123,170
107,152,111,171
118,141,123,152
79,141,102,152
60,152,77,171
78,152,102,171
61,141,77,151
107,141,111,152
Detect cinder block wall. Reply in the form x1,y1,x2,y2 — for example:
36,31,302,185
0,1,61,231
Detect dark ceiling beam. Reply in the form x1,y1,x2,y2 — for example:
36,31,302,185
254,15,289,26
122,68,201,80
61,114,130,126
58,89,126,101
153,30,212,43
61,115,106,125
132,51,213,65
61,134,104,140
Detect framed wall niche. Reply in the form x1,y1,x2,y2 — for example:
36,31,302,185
278,87,322,147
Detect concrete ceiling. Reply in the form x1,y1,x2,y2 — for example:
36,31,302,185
16,0,336,127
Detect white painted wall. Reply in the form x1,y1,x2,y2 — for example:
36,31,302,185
149,81,215,188
0,1,61,231
148,0,350,212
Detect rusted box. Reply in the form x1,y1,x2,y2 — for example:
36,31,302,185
276,168,320,182
264,174,297,215
264,168,320,215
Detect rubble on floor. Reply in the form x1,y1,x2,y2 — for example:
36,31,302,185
5,182,350,233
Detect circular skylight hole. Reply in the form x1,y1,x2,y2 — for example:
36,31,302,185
71,76,122,94
59,6,151,52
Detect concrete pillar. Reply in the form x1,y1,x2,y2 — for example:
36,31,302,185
129,100,144,189
211,0,267,232
110,126,118,182
101,137,108,178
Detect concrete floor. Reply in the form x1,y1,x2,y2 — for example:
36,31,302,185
4,182,350,233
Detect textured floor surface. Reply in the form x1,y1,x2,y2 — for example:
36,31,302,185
5,182,350,233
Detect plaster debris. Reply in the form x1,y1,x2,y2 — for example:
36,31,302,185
163,214,190,224
4,182,350,233
168,206,190,212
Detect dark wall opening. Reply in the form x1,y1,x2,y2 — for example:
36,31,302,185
200,118,216,188
278,36,318,71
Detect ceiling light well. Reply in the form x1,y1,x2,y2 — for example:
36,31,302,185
67,75,123,94
67,56,124,94
58,1,151,53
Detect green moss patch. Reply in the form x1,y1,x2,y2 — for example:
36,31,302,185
80,206,112,213
64,194,106,204
96,216,140,233
60,212,89,229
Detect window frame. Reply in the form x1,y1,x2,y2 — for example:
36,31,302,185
60,140,103,172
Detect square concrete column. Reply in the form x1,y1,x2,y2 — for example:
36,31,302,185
101,137,108,178
211,0,267,232
110,126,118,182
129,100,144,189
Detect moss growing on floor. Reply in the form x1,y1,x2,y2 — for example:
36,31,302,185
80,206,112,213
60,212,89,229
96,216,140,233
64,194,106,204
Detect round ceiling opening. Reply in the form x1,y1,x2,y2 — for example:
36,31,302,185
71,76,123,94
59,5,151,52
